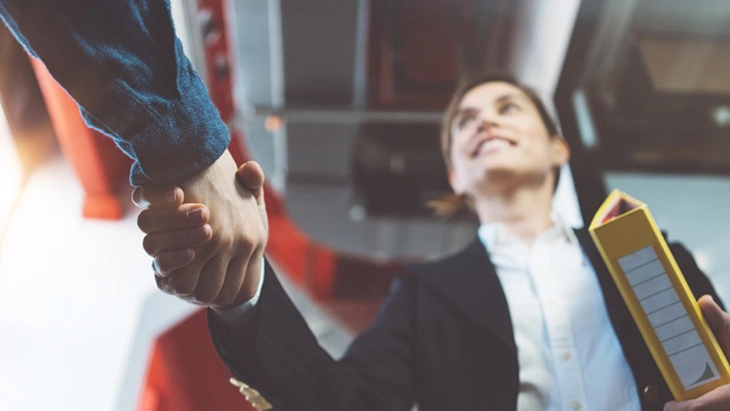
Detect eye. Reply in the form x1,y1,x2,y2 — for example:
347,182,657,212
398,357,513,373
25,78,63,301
456,112,477,129
499,102,519,115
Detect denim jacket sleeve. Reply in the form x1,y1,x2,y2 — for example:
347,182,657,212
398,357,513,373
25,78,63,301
0,0,230,186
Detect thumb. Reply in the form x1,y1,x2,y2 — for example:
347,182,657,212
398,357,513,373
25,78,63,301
236,161,268,233
699,295,730,355
236,161,266,206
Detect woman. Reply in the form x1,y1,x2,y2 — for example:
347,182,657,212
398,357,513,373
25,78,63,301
137,74,724,410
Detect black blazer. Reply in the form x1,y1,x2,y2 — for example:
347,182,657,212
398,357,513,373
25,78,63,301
208,229,721,411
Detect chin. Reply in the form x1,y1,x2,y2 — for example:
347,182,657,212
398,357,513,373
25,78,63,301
467,168,516,193
481,166,517,182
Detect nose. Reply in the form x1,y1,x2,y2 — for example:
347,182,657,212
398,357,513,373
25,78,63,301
476,115,499,134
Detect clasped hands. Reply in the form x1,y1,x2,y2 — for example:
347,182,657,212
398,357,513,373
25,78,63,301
133,150,267,311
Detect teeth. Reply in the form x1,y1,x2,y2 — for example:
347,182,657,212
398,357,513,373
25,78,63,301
478,138,511,155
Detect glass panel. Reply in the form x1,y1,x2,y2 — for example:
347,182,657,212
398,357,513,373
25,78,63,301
567,0,730,174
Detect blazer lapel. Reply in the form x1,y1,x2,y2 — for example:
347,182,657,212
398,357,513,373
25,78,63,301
415,231,630,355
416,239,516,353
574,228,629,333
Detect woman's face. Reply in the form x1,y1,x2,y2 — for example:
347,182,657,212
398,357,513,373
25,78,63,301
448,81,568,197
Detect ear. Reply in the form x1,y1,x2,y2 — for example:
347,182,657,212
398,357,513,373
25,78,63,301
448,167,465,195
550,136,570,167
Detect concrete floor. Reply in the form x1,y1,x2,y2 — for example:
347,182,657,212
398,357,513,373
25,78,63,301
0,154,164,410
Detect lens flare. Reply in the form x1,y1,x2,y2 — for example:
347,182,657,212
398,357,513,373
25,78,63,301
0,107,23,240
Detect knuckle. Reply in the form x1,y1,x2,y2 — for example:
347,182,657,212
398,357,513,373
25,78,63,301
187,299,206,307
216,293,236,310
204,226,215,242
187,225,212,244
155,258,175,275
221,238,235,251
155,276,170,293
137,212,152,232
213,284,235,306
239,236,255,253
167,274,198,296
191,290,215,306
142,235,159,256
170,282,195,297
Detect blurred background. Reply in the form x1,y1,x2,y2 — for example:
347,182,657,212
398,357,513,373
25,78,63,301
0,0,728,409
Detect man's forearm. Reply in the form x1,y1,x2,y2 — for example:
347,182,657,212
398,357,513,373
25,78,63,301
0,0,229,186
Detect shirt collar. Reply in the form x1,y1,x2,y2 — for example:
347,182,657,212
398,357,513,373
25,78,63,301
477,211,578,252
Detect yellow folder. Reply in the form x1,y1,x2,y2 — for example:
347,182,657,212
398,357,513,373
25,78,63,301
589,189,730,400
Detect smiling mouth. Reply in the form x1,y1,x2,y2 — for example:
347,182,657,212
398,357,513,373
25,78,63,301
472,137,515,157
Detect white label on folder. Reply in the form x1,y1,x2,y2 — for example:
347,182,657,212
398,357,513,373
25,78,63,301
619,246,720,390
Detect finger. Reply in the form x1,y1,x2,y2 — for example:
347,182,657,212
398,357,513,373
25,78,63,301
236,161,265,205
137,204,210,233
664,399,685,410
236,161,269,233
132,186,183,209
156,244,215,297
155,274,197,302
142,225,212,256
189,255,228,304
239,246,264,303
699,295,730,353
665,384,730,411
664,399,691,411
152,248,195,277
155,273,171,294
700,295,726,335
167,254,217,297
211,254,249,310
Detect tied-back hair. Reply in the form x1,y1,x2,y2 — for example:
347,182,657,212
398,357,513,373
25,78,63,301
428,73,561,218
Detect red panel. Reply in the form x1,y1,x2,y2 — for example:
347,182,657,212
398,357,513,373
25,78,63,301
197,0,235,123
137,310,252,411
30,57,131,220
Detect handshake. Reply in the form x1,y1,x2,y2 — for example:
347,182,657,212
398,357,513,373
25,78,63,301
133,150,268,311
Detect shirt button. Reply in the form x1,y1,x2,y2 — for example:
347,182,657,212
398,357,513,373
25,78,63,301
560,351,572,361
643,384,660,405
570,400,582,410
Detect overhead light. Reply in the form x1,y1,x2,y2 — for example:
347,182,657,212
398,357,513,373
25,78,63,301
265,115,284,132
711,106,730,128
0,105,23,241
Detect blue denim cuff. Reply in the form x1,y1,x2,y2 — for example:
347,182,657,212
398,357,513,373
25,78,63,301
0,0,230,186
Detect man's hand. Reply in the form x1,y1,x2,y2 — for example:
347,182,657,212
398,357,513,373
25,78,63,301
664,295,730,411
133,151,268,311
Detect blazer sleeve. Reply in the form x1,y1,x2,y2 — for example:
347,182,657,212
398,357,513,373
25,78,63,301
208,261,418,411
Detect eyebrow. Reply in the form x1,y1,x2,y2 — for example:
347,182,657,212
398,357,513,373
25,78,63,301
457,93,529,115
454,107,478,121
495,93,528,105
